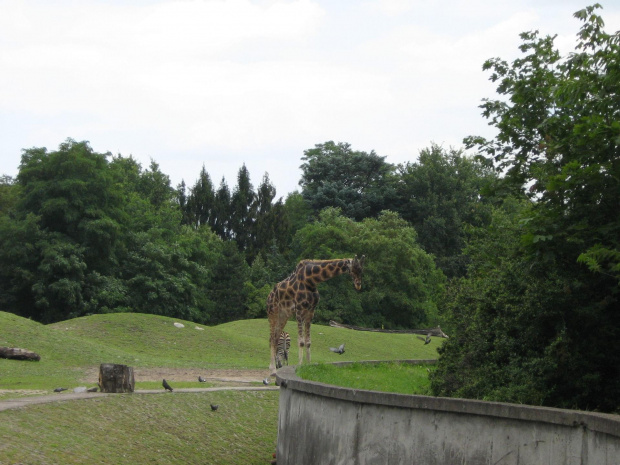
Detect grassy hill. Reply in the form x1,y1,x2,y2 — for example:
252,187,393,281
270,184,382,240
0,389,279,464
0,311,441,464
0,311,440,391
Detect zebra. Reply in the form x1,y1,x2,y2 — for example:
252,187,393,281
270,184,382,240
275,331,291,369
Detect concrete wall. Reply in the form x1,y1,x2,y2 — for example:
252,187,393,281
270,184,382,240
275,363,620,465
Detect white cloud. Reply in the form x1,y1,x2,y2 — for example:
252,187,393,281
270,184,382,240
368,0,418,16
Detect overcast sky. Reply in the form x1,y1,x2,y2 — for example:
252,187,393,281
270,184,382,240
2,0,619,198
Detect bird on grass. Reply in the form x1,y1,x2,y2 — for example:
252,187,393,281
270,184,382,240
329,343,345,355
417,334,432,345
162,379,173,392
198,376,207,383
262,378,270,385
210,404,219,411
53,387,67,393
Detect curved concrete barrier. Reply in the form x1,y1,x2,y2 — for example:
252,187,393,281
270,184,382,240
276,362,620,465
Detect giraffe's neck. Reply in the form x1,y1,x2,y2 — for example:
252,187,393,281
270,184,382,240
295,259,351,287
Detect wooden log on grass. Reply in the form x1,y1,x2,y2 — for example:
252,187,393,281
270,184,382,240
98,363,135,393
0,347,41,361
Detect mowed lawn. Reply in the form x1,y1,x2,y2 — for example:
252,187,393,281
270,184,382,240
0,311,442,464
297,361,435,395
0,311,440,391
0,390,279,465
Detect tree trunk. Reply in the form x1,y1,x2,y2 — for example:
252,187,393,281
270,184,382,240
98,363,135,393
0,347,41,361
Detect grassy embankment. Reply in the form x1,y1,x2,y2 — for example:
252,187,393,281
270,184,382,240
0,311,440,464
0,311,440,392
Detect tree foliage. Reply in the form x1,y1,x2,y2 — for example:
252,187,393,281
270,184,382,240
465,4,620,283
291,208,445,328
0,175,19,216
395,144,496,277
436,5,620,412
0,140,222,323
299,141,397,221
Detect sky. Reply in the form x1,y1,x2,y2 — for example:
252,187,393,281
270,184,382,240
2,0,619,198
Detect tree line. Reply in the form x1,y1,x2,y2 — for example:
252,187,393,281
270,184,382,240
1,4,618,412
0,137,491,328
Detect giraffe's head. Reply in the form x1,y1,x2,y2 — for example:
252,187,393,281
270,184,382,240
350,255,365,291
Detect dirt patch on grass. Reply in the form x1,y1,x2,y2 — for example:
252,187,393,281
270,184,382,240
0,389,49,400
134,367,267,384
82,366,269,384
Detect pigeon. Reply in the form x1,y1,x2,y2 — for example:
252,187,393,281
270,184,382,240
329,343,345,355
162,379,173,391
198,376,207,383
210,404,219,411
417,334,432,345
53,387,68,393
262,377,270,385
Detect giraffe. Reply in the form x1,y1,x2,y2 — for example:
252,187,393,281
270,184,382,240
267,255,365,376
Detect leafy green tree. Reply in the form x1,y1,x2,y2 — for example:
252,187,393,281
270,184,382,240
431,199,620,410
436,5,620,412
230,164,255,252
212,177,232,240
356,211,446,328
248,254,271,290
32,234,88,322
111,156,218,322
109,154,142,196
269,198,290,253
249,173,277,261
1,140,125,320
244,242,295,320
122,226,218,323
291,208,445,328
299,141,397,221
244,280,272,319
0,175,19,217
17,139,123,273
207,241,249,324
185,165,215,229
395,145,496,277
248,173,291,261
0,213,45,319
176,180,192,226
138,160,175,208
1,141,230,323
245,255,273,319
465,4,620,283
283,191,313,238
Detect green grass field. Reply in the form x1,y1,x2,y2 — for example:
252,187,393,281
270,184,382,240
0,311,441,464
0,311,440,391
297,361,435,395
0,390,279,465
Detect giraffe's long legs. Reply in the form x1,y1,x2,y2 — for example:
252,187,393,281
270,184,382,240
304,314,313,363
296,311,305,366
269,325,280,376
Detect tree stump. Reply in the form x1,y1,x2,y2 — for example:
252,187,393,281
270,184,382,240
98,363,135,393
0,347,41,361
